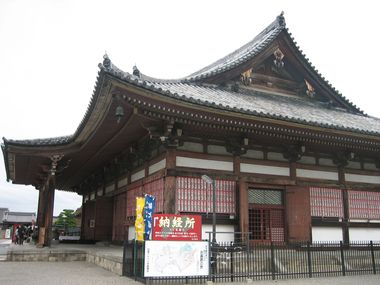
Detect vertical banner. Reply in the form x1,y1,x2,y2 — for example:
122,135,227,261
135,197,145,241
144,194,156,240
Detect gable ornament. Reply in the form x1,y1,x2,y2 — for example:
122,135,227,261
273,48,284,70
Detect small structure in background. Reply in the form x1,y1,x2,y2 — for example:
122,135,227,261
53,208,81,242
1,210,36,242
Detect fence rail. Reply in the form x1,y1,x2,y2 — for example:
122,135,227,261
123,237,380,284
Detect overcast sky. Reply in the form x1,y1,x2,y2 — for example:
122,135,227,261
1,0,379,216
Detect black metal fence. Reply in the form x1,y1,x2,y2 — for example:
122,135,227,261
123,240,145,282
123,236,380,284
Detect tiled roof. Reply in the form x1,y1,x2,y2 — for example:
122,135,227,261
3,211,36,223
281,29,361,114
3,136,73,146
185,14,286,81
3,13,379,149
103,64,380,136
136,12,360,113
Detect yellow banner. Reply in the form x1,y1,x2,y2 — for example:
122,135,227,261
135,197,145,241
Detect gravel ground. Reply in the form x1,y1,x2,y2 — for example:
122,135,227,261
0,261,379,285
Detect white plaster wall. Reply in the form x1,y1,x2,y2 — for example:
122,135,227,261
319,158,335,166
118,176,129,188
202,224,235,243
346,161,361,170
296,169,338,181
178,141,203,153
105,184,115,193
131,169,145,182
312,227,343,242
298,156,316,165
364,163,378,171
208,145,230,155
97,187,103,197
148,159,166,175
90,192,95,200
345,173,380,184
240,163,289,176
176,156,233,171
349,228,380,242
242,149,264,159
267,152,287,162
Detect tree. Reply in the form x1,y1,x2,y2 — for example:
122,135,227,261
54,209,77,234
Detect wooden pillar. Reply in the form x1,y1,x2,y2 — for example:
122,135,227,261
44,176,56,246
289,162,296,181
37,183,48,247
285,186,311,242
164,148,176,214
338,166,350,244
239,180,249,236
164,176,176,214
80,195,86,240
36,186,46,228
37,175,56,247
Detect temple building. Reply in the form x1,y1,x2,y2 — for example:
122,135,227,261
2,13,380,246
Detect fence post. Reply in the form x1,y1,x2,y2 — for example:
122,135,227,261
270,242,275,280
370,241,376,275
208,239,212,281
122,240,126,276
230,242,234,282
307,241,312,278
247,234,251,278
340,241,346,276
133,240,137,280
142,241,145,279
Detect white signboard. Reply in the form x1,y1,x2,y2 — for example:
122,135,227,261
144,240,209,277
5,229,11,239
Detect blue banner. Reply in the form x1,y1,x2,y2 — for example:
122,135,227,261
144,194,156,240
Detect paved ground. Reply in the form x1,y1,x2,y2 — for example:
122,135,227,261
0,238,11,260
0,261,379,285
0,261,134,285
1,239,379,284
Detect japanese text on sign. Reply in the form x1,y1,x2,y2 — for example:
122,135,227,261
152,214,202,241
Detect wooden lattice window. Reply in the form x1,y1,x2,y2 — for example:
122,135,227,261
176,177,236,214
143,178,164,213
310,187,344,218
348,190,380,220
248,206,284,242
248,189,284,243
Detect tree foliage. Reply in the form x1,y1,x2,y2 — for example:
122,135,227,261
54,209,77,232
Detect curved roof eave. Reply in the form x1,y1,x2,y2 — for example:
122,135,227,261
2,67,109,149
282,29,363,114
103,62,380,138
130,13,363,114
184,13,286,82
2,12,377,150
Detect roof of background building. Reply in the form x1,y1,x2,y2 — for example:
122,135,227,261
2,211,36,224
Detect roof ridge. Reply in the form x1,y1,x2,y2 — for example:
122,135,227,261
184,13,286,81
112,13,286,84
